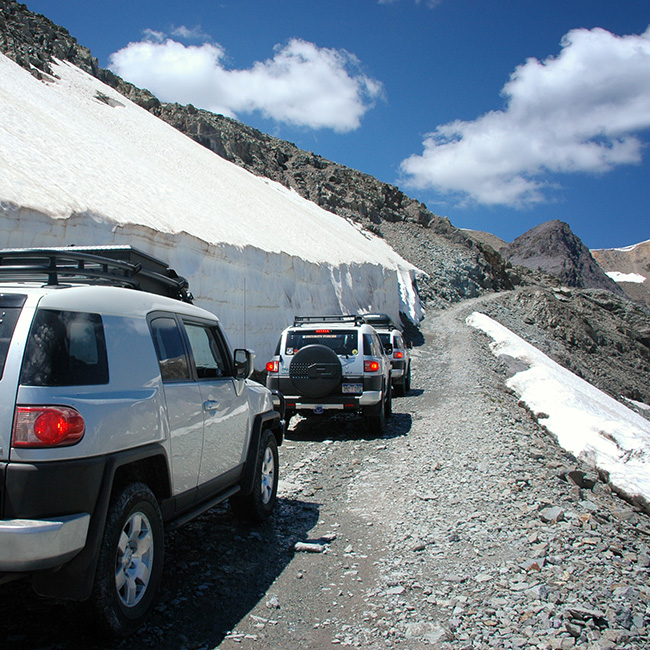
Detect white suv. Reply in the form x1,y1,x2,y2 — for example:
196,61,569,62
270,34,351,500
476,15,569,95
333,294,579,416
0,246,284,636
265,315,392,433
362,313,412,396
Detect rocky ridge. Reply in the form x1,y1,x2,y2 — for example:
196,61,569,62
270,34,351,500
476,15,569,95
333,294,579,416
0,0,513,308
1,0,649,409
500,220,625,297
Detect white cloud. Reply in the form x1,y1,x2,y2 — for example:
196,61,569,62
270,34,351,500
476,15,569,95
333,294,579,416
170,25,211,41
108,34,383,132
400,26,650,207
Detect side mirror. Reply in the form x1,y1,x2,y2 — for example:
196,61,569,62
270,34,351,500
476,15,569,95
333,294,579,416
234,348,255,380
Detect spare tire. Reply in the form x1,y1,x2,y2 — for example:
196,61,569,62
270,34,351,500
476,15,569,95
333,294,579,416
289,344,342,398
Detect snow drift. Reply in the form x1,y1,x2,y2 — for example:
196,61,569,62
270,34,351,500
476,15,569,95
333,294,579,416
468,312,650,510
0,54,423,365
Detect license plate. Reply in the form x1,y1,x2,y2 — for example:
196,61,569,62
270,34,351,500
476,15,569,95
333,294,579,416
342,383,363,394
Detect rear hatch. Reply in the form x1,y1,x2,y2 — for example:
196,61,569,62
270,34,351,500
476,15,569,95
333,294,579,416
0,293,30,462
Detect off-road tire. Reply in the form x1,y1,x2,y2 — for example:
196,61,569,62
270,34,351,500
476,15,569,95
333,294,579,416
231,429,279,522
385,382,392,418
88,482,164,637
364,385,387,435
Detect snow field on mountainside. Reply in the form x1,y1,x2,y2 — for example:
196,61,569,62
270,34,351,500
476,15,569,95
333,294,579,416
0,54,422,362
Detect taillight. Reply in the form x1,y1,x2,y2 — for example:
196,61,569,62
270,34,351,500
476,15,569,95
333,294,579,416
12,406,85,448
393,350,404,359
266,360,279,373
364,360,380,372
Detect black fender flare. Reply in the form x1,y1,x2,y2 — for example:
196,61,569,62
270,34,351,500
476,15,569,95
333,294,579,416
238,409,283,497
32,443,171,601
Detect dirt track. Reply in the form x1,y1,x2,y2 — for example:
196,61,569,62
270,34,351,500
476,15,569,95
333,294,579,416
2,296,649,649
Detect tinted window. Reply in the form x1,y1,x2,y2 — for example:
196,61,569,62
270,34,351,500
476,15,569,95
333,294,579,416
0,294,26,380
21,310,108,386
363,333,382,357
184,323,228,379
285,329,358,356
150,316,190,382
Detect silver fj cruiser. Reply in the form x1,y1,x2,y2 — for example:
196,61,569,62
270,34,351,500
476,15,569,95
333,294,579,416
265,315,392,433
362,313,412,396
0,246,284,635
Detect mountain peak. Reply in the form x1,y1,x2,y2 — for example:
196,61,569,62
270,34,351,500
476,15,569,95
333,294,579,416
501,219,625,295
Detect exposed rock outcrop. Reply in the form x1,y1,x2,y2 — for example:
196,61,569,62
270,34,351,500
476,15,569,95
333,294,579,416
500,219,625,296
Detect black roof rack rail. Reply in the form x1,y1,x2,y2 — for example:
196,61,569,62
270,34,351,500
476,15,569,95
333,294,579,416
0,246,193,303
293,314,366,327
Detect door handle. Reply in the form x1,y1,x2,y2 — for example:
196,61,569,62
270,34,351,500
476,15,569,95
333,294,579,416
203,400,219,412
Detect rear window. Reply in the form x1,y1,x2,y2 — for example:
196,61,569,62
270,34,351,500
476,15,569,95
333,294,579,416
285,329,359,356
0,294,26,380
20,309,109,386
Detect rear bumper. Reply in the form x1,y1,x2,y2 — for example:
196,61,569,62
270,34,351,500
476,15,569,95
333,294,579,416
0,513,90,571
281,390,382,411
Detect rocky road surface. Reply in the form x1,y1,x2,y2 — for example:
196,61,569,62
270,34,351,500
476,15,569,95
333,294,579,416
2,295,649,650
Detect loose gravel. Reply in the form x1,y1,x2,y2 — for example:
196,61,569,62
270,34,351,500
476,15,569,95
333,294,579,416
2,295,649,650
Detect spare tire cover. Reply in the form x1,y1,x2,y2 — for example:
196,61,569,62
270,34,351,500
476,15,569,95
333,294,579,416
289,344,342,398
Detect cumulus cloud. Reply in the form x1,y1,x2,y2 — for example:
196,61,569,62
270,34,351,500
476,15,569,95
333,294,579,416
400,26,650,207
108,33,383,132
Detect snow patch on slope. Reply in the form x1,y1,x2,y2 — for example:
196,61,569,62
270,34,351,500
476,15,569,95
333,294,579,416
0,55,423,364
606,271,646,284
467,312,650,509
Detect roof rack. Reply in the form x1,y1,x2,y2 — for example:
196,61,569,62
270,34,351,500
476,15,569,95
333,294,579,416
293,314,366,327
0,246,193,303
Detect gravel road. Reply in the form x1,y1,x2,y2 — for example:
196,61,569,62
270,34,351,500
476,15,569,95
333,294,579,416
2,296,649,649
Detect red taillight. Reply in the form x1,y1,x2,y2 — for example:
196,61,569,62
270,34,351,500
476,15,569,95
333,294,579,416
12,406,85,448
364,360,380,372
266,360,279,373
315,329,331,334
393,350,404,359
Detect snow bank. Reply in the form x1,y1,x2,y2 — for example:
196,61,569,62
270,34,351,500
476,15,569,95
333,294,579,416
0,54,423,365
592,239,650,254
467,312,650,509
606,271,646,284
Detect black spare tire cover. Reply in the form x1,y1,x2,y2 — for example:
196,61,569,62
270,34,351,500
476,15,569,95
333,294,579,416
289,344,342,398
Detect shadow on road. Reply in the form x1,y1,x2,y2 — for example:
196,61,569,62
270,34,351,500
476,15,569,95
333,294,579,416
0,497,319,650
285,409,413,442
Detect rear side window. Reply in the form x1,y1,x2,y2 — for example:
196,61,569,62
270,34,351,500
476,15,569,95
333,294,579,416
0,294,26,380
20,309,109,386
150,316,190,382
363,333,382,357
184,322,229,379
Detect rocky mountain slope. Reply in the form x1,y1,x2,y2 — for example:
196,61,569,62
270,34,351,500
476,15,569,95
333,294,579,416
0,0,513,308
500,220,625,296
592,241,650,310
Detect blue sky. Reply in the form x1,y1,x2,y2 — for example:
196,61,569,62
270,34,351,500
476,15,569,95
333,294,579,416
24,0,650,248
